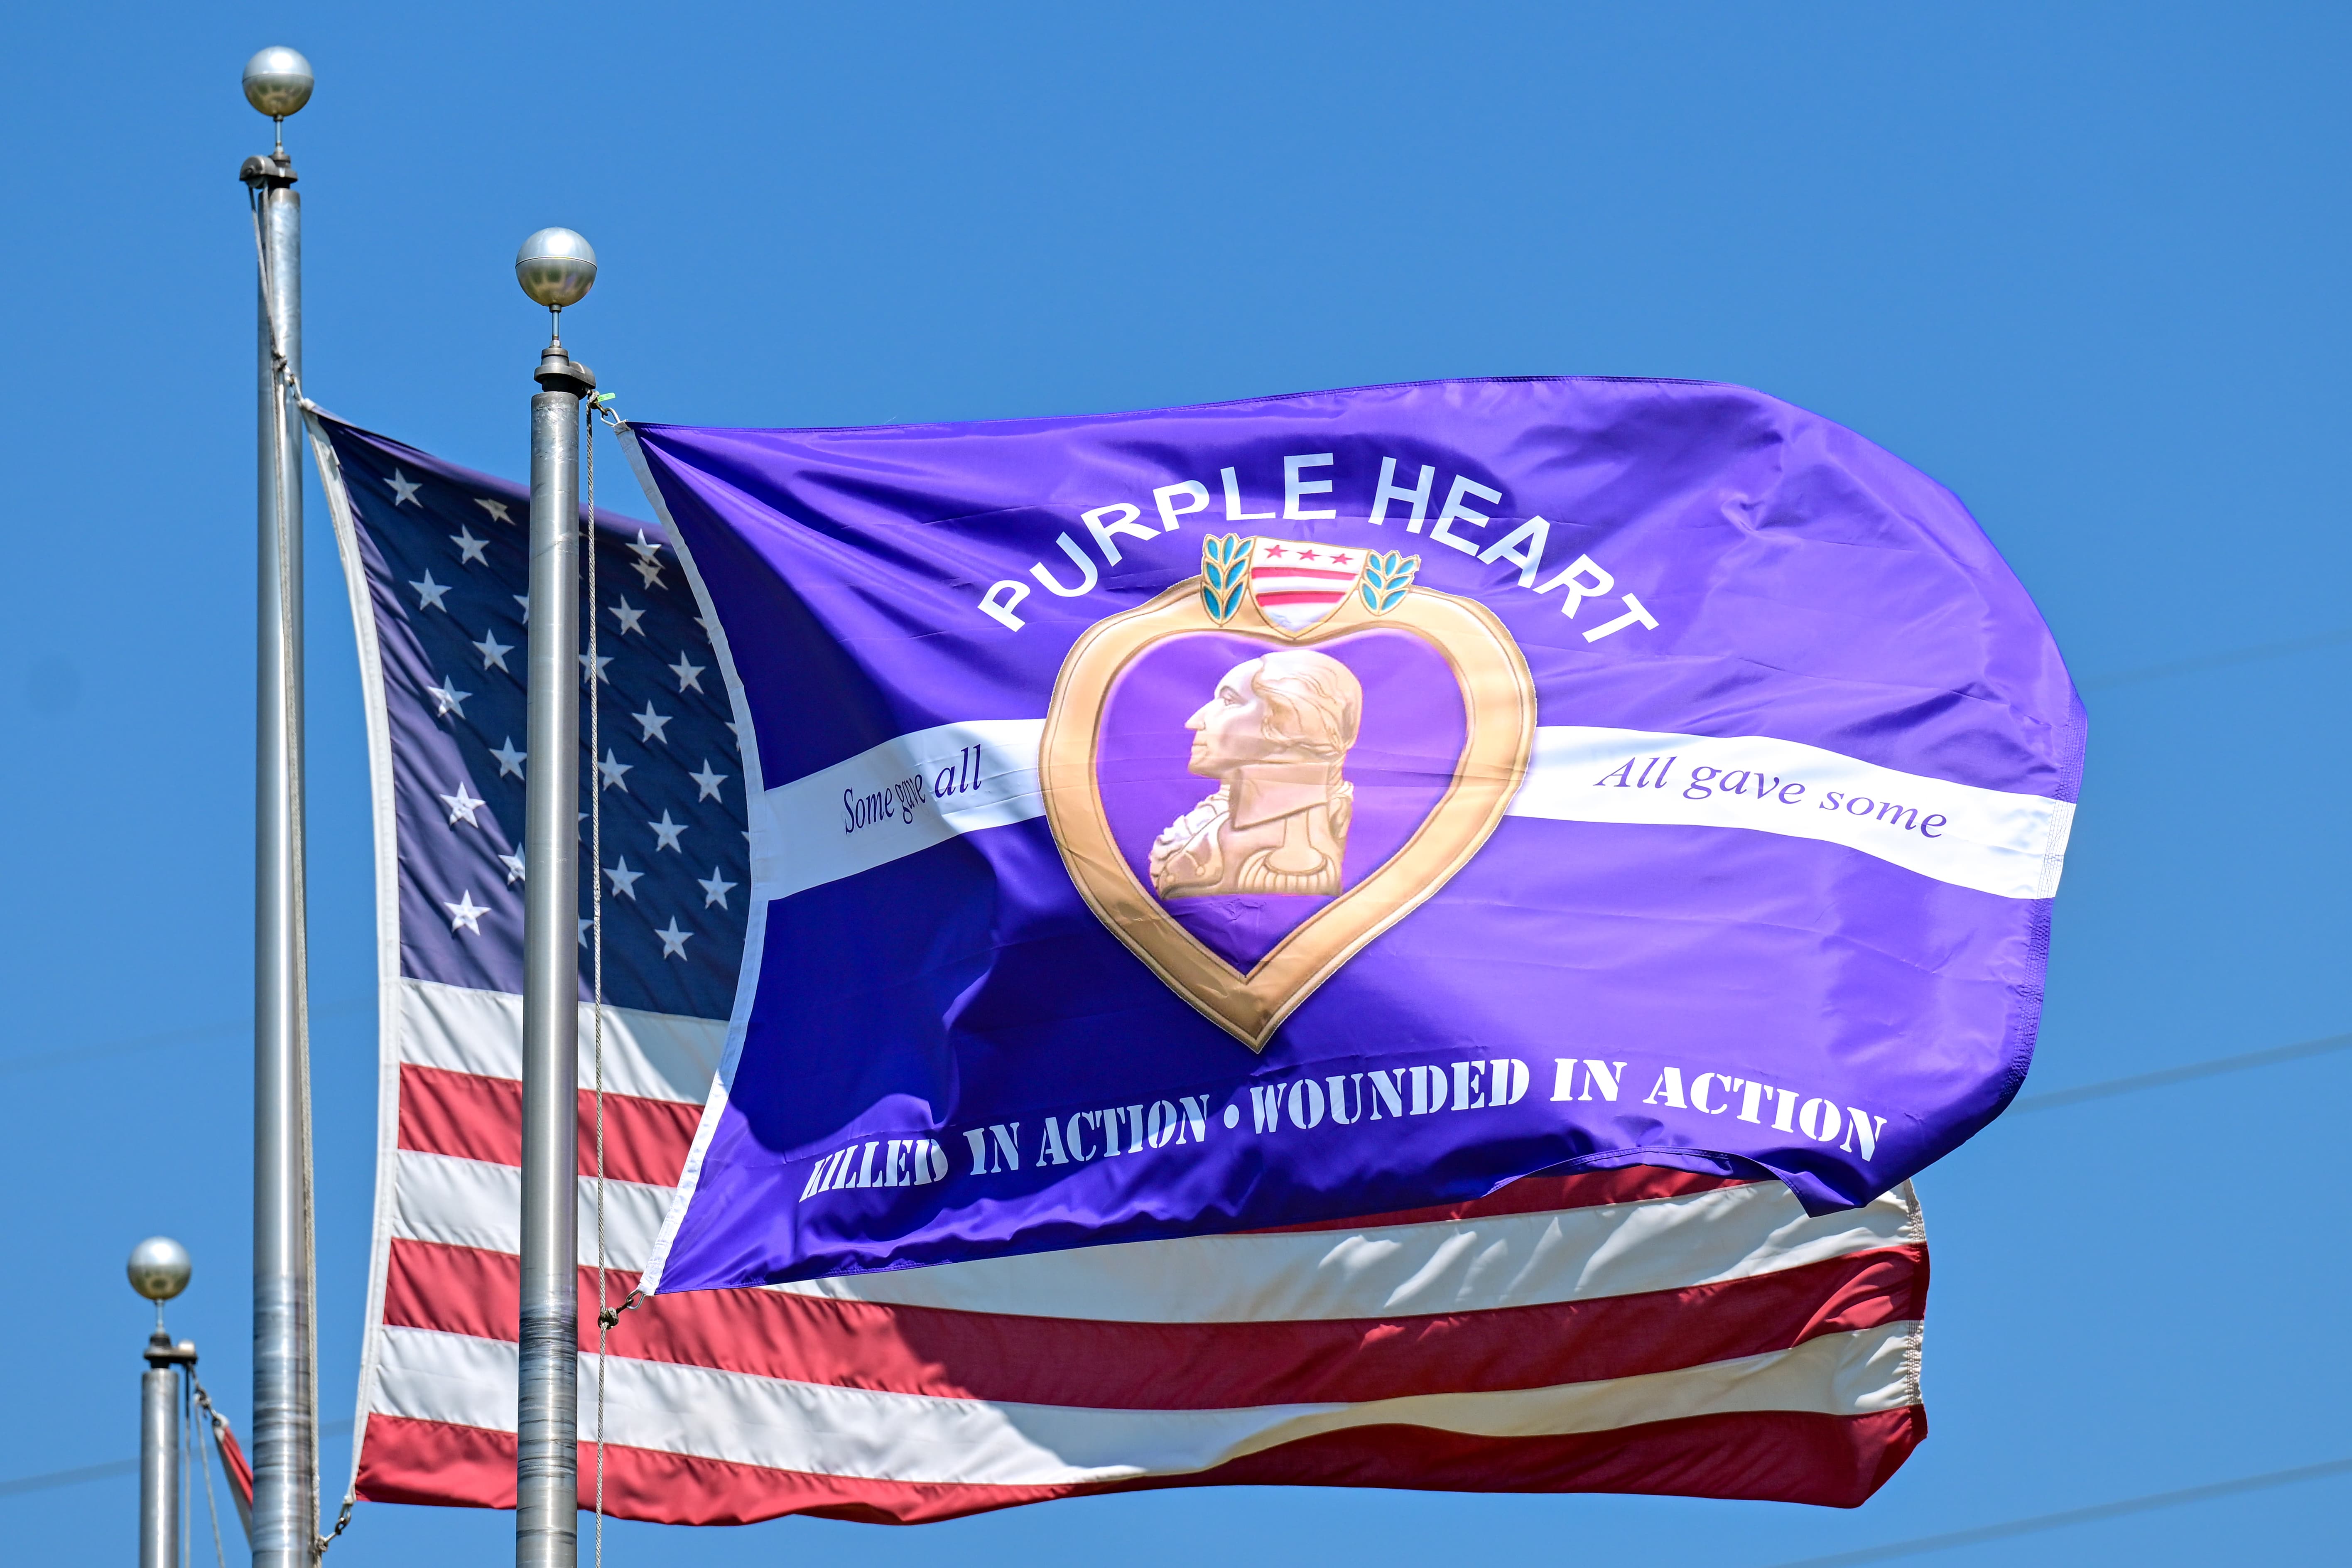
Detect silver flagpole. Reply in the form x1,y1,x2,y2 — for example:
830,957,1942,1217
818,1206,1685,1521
139,1352,181,1568
240,46,318,1568
514,228,598,1568
129,1238,195,1568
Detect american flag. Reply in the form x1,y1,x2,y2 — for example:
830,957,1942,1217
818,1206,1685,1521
308,410,746,1508
315,412,1929,1525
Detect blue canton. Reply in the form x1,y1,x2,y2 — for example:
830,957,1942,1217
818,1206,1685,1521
319,414,748,1021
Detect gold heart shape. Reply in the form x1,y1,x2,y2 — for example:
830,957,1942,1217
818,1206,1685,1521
1040,571,1535,1051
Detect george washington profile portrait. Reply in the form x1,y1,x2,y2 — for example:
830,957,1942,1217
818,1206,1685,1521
1148,648,1363,899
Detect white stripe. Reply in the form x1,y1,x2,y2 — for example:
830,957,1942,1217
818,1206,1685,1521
1510,727,2071,900
395,977,721,1106
309,406,407,1502
782,1180,1915,1322
390,1150,671,1269
1250,574,1354,594
373,1319,1917,1486
387,1143,1912,1322
751,719,2065,903
750,719,1046,901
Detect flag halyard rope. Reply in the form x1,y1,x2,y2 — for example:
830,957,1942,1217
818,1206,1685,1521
584,388,646,1565
585,389,639,1565
184,1371,227,1568
587,392,611,1568
181,1369,194,1568
247,177,335,1565
186,1373,234,1568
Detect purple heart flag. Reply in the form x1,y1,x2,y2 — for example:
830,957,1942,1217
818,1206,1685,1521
621,376,2082,1293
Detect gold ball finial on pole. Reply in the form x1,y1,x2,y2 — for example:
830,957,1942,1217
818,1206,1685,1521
241,47,314,154
517,228,600,353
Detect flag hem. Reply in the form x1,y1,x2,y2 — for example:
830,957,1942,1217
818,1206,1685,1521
304,405,409,1506
616,425,771,1296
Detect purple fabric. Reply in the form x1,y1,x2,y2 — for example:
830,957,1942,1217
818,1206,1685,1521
629,376,2083,1290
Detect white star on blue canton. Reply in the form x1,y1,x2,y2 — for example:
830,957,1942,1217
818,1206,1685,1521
409,571,451,612
669,654,705,692
443,891,487,933
439,783,485,826
633,701,672,744
388,469,422,506
500,851,526,884
425,678,471,719
698,869,737,909
689,761,728,801
628,531,663,563
648,810,687,852
608,596,645,636
604,857,643,900
596,750,631,792
513,593,530,624
632,557,666,589
655,918,692,959
490,737,526,778
474,496,513,524
450,527,490,565
474,631,513,672
580,651,612,685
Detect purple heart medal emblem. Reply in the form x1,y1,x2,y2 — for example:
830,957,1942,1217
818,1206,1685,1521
1042,534,1536,1050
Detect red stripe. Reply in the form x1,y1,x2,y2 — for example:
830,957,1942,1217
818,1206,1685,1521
1113,1406,1925,1514
383,1237,1923,1407
395,1064,698,1186
1254,590,1351,606
215,1421,254,1509
1251,1167,1756,1233
356,1406,1921,1523
357,1418,514,1512
1250,565,1358,581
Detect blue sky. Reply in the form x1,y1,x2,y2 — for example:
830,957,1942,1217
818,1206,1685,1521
1,3,2345,1563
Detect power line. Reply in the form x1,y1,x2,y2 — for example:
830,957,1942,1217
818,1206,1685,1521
0,1000,368,1078
1763,1455,2352,1566
2010,1031,2351,1113
2,624,2327,1526
0,1021,251,1078
2080,626,2351,691
3,626,2327,1082
0,1459,137,1499
0,1421,355,1501
5,626,2337,1082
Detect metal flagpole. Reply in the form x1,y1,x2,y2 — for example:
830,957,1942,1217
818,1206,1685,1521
239,44,319,1568
140,1351,181,1568
130,1238,195,1568
514,228,599,1568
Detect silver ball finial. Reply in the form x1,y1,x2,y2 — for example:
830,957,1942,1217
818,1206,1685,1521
127,1237,192,1303
516,228,599,309
242,47,314,119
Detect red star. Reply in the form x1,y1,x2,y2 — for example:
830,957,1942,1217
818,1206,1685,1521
1297,549,1319,562
1331,552,1354,567
1262,543,1286,558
